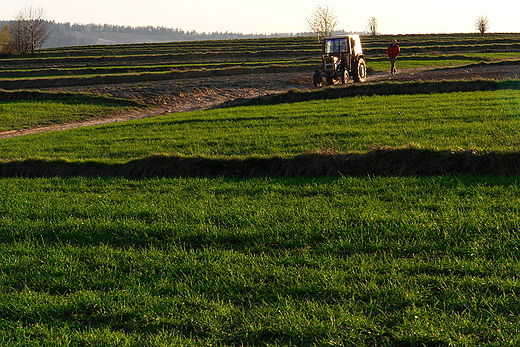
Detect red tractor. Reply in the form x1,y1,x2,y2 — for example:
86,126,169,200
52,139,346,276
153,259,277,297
313,35,367,87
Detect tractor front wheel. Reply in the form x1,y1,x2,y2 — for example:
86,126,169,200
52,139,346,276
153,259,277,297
313,71,323,87
341,69,349,84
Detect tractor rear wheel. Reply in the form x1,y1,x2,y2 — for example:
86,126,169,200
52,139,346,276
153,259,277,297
352,58,367,83
313,71,323,87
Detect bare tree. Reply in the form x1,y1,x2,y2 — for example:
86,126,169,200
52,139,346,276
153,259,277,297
366,16,378,36
475,15,490,35
10,6,51,54
307,5,338,42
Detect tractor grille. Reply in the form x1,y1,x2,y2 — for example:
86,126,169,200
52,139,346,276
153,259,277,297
324,58,335,71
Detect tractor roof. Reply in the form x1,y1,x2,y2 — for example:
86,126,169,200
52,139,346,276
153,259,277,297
324,35,361,40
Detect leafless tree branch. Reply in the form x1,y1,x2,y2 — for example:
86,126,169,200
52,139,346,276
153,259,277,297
366,16,378,36
475,15,490,35
10,6,51,54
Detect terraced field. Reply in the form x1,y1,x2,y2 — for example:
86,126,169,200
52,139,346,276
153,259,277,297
1,33,519,92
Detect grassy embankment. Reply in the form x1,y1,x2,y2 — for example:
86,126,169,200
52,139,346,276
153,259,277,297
0,33,520,346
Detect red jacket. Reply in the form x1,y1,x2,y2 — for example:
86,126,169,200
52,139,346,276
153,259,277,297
387,44,400,58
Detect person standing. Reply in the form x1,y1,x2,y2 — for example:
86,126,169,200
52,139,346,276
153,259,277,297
387,39,401,74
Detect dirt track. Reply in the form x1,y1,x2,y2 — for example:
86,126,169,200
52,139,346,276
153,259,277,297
1,62,519,139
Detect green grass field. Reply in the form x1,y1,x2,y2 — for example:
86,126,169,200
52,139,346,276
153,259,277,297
1,33,520,346
0,90,519,162
0,88,520,345
2,175,520,346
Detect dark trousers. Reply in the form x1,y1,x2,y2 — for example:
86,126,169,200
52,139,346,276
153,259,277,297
390,57,397,74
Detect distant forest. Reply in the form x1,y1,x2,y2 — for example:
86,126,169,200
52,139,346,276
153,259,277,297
0,20,311,48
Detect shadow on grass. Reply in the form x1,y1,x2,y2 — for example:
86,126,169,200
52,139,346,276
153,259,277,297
1,148,520,178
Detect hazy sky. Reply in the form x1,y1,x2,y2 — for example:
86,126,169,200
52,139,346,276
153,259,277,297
3,0,519,35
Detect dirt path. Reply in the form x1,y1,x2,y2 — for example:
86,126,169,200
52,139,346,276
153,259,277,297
1,63,518,139
0,107,174,139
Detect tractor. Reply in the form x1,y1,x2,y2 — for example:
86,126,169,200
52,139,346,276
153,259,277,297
313,34,367,87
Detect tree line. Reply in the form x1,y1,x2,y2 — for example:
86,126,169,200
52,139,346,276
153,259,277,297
51,23,304,45
0,7,306,54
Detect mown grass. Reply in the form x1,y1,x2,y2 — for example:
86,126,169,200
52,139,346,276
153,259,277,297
0,89,519,162
1,175,520,346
